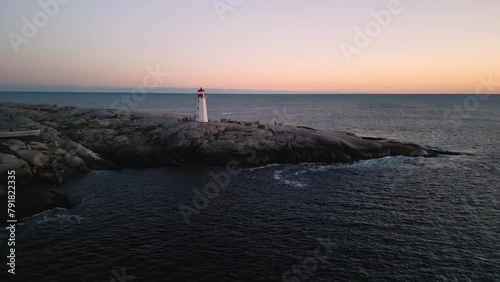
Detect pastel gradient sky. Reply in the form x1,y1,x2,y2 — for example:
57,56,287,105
1,0,499,94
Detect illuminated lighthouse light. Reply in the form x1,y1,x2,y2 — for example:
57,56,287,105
196,87,208,122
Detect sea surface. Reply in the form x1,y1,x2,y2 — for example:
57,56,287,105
0,92,499,281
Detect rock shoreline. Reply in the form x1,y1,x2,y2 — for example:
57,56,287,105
0,103,457,221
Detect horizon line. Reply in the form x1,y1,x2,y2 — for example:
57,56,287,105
1,85,499,95
1,90,498,95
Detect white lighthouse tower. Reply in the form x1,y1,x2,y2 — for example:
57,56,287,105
196,87,208,122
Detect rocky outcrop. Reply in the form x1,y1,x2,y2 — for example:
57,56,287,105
0,136,110,186
15,150,50,167
0,102,459,221
1,103,457,172
0,187,73,223
0,153,33,185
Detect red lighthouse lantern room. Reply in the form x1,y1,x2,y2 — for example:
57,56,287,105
198,87,205,98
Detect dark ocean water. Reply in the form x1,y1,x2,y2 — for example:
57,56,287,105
0,93,499,281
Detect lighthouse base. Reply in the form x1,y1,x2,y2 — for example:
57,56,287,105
196,98,208,122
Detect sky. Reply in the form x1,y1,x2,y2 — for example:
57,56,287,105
1,0,499,94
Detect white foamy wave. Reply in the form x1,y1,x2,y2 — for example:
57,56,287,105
35,214,85,225
26,208,85,225
247,163,282,171
36,214,85,224
305,156,426,172
273,170,307,187
303,164,337,172
293,170,307,176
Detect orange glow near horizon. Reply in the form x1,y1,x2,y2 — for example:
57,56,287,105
1,1,499,94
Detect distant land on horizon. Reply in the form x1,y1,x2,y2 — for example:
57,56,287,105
0,85,498,95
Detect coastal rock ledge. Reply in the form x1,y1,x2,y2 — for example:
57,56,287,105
0,103,458,221
1,103,457,179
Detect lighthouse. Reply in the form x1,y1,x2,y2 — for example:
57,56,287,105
196,87,208,122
